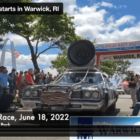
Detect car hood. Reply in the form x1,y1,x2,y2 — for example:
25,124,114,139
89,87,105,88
46,83,99,90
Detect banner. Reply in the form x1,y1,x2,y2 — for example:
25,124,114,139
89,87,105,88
95,40,140,52
100,53,140,62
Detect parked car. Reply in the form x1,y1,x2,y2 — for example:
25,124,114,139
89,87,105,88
116,86,125,95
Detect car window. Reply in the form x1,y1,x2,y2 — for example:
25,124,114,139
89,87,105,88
57,72,104,84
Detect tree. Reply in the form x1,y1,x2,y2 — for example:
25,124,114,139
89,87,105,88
51,47,131,80
51,47,68,74
100,60,131,84
0,0,82,71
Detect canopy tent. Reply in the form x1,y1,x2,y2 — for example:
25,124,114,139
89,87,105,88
119,81,129,86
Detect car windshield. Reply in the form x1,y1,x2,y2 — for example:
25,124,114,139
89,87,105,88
56,72,104,84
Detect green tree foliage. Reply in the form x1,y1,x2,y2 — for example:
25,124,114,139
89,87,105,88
101,60,131,84
0,0,82,71
51,47,131,79
51,47,69,74
100,60,131,77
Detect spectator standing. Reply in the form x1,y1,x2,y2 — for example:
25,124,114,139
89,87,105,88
22,71,27,87
38,78,43,85
25,68,35,86
0,67,14,96
54,76,57,80
34,72,40,84
41,70,44,75
128,71,137,109
17,71,23,97
8,68,17,94
46,74,54,84
135,74,140,102
0,86,15,112
43,74,47,84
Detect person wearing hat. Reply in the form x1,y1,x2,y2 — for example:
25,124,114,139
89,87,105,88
8,68,17,94
128,71,137,109
0,67,14,97
0,86,17,112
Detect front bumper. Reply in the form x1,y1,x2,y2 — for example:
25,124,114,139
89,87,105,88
33,100,105,112
21,98,41,109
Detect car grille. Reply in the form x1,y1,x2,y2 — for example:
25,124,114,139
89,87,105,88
71,91,82,99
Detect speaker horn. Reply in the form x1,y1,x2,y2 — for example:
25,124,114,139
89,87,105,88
68,40,95,66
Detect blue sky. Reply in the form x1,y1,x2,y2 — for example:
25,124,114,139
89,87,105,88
1,0,140,81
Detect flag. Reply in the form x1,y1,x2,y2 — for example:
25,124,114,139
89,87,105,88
7,49,20,58
0,44,4,49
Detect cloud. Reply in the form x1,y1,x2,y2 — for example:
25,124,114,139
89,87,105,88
100,2,113,8
0,51,57,71
134,122,140,125
43,67,58,76
2,33,44,47
93,122,112,125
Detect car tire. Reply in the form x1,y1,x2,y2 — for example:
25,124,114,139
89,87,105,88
100,94,108,115
100,102,107,115
110,102,116,111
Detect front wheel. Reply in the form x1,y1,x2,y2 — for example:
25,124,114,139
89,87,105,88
100,101,107,115
110,102,116,111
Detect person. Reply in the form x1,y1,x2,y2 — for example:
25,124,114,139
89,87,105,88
42,74,47,84
22,71,27,87
41,70,44,75
38,78,43,85
34,72,41,84
0,67,14,97
16,72,18,76
0,66,4,72
31,70,35,83
8,68,17,94
128,71,137,109
130,102,140,116
54,76,57,80
0,86,15,112
17,71,23,98
46,73,54,84
135,74,140,102
25,68,35,86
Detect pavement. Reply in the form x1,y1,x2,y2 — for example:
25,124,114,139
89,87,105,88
1,94,139,140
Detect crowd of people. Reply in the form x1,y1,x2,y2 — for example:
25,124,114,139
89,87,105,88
0,66,58,102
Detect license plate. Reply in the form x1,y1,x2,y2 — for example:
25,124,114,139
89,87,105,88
23,102,36,109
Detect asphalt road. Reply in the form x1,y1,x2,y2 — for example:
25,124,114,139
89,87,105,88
0,95,139,140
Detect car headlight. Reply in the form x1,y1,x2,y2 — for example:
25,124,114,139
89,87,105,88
32,90,38,96
84,92,91,98
92,92,99,99
73,85,82,90
25,90,31,96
